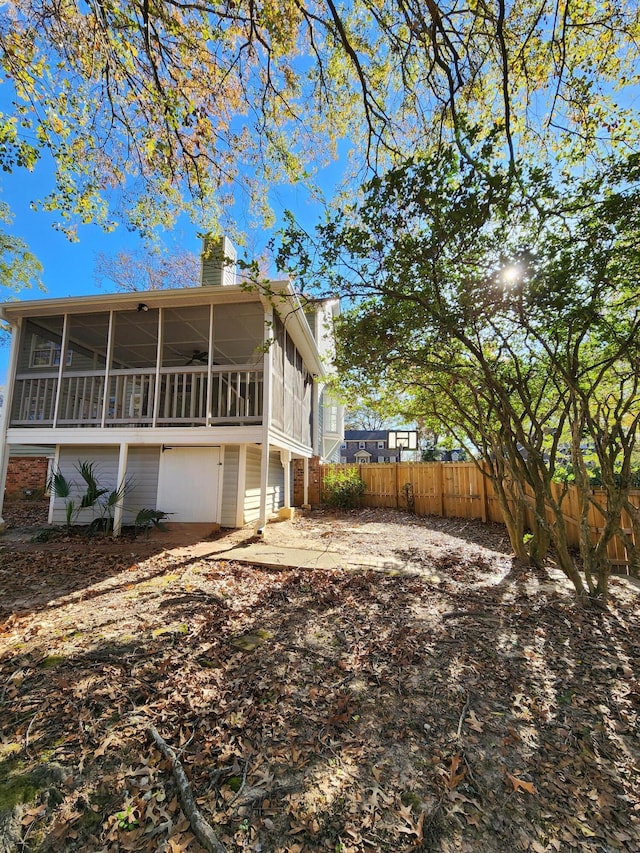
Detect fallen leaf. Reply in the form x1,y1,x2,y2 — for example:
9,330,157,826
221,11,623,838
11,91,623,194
444,754,466,791
506,772,536,794
467,709,484,732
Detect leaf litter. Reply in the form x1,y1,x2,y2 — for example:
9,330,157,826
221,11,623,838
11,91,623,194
0,504,638,852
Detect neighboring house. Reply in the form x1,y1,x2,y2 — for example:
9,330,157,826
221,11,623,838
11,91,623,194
340,430,401,464
0,238,341,533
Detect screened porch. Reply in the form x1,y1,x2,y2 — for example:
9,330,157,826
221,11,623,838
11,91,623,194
9,302,265,429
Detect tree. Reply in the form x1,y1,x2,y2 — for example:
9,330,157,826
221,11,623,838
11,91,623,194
0,2,638,237
0,202,42,294
276,146,640,603
0,201,43,343
94,247,199,292
343,398,400,431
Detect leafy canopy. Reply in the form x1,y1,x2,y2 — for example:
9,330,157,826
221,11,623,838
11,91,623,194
0,1,638,239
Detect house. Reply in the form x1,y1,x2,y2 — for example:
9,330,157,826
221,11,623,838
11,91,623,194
340,430,400,464
340,429,419,463
0,238,343,533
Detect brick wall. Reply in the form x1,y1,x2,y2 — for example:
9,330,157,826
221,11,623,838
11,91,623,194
293,456,321,506
5,457,50,500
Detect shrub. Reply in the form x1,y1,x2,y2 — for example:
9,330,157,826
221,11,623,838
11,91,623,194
47,460,129,533
323,468,366,509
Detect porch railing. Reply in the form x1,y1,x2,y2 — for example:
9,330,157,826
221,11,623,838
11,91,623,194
9,365,264,428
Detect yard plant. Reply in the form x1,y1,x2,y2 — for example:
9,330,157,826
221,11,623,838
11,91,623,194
48,460,128,533
322,467,366,509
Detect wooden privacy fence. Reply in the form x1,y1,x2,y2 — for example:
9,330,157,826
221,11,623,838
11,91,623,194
320,462,640,570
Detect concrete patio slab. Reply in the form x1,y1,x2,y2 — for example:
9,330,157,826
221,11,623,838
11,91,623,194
164,535,405,573
197,541,346,571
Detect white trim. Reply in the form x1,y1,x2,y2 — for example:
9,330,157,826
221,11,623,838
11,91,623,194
258,440,270,529
152,308,163,428
52,314,69,428
267,425,313,457
257,307,273,529
101,311,114,429
280,449,291,508
312,379,320,455
206,302,214,425
113,442,129,536
6,425,265,446
236,444,247,527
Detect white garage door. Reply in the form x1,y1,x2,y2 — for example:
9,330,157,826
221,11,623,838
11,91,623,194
156,447,220,522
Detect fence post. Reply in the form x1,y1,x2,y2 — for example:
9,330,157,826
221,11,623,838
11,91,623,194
395,462,400,509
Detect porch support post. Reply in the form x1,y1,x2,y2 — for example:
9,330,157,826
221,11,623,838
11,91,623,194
113,442,129,536
303,456,309,507
280,450,291,509
236,444,247,527
312,380,320,456
52,313,70,428
152,307,163,427
257,440,270,532
206,302,214,425
257,305,273,533
101,311,114,428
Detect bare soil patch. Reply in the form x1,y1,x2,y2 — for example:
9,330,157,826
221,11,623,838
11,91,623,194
0,506,638,852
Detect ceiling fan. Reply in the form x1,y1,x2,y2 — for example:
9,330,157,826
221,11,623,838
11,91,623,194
185,350,209,365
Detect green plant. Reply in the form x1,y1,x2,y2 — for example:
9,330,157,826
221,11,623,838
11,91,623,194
47,460,130,533
47,469,76,530
115,801,139,831
323,468,366,509
90,478,129,533
77,461,109,508
134,508,171,537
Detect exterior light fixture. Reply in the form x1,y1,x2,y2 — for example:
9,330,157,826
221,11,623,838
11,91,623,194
137,303,149,312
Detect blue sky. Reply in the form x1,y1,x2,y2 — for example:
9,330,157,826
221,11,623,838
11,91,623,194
0,148,345,383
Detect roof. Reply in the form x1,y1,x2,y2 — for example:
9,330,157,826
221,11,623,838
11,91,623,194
344,430,388,441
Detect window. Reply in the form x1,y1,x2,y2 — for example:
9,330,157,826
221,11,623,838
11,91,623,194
358,441,365,449
340,456,347,463
324,403,338,432
30,335,72,368
377,456,385,463
340,442,346,449
377,441,385,449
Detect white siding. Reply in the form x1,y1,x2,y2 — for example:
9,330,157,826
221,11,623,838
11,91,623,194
123,446,160,523
220,445,239,527
267,449,284,515
243,445,262,524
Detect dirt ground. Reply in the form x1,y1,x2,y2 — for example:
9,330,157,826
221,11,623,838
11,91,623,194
0,501,638,853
